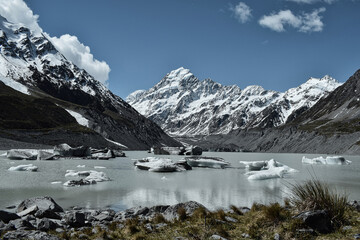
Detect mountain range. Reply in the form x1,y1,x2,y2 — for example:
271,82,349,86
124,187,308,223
0,15,180,149
127,67,341,136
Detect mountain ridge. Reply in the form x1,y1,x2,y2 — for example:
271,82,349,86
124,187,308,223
0,15,180,149
127,67,341,136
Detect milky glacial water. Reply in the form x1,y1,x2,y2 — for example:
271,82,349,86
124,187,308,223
0,151,359,211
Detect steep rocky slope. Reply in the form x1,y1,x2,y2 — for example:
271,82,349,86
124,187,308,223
127,67,341,136
0,16,180,149
180,69,360,154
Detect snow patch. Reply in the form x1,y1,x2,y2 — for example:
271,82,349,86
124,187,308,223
65,109,89,127
0,75,30,95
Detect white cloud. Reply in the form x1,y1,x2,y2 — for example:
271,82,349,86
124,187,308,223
50,35,110,85
287,0,336,4
0,0,42,33
259,8,326,33
231,2,252,23
0,0,110,85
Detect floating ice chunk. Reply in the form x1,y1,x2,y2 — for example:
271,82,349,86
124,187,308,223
6,149,37,160
94,166,106,169
51,181,62,184
77,165,86,168
302,156,351,165
8,164,38,172
63,170,110,186
186,157,230,169
240,161,266,170
133,157,190,172
244,159,297,180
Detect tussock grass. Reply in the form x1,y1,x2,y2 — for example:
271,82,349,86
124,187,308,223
290,179,348,227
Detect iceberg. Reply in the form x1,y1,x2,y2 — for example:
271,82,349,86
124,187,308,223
302,156,351,165
240,161,266,171
6,149,37,160
133,157,191,172
8,164,38,172
186,157,230,169
243,159,297,180
64,170,110,186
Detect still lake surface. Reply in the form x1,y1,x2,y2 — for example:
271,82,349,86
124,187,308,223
0,151,359,211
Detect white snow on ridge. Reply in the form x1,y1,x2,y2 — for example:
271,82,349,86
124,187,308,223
127,67,342,136
0,75,30,95
65,109,89,127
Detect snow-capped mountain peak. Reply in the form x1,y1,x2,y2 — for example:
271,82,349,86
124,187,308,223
127,69,342,136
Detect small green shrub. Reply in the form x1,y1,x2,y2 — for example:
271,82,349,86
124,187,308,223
263,202,286,223
177,206,187,221
290,179,348,227
251,202,264,212
230,205,243,215
214,209,226,221
153,213,166,224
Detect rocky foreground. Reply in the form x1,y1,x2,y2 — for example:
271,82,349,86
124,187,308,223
0,196,359,240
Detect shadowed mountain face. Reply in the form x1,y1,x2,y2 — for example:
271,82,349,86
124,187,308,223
127,67,341,137
0,16,180,149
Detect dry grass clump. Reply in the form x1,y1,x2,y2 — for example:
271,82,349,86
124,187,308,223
290,179,348,227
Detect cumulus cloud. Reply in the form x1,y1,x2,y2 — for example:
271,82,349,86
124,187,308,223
287,0,336,4
0,0,110,85
259,8,326,33
231,2,252,23
0,0,42,33
50,35,110,85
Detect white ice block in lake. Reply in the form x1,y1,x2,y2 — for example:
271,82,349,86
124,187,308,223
302,156,351,165
243,159,297,180
134,157,186,172
8,164,38,172
186,157,230,169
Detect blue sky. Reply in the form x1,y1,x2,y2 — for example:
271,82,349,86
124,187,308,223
14,1,360,97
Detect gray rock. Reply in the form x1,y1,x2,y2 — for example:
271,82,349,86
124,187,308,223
225,216,237,223
209,234,228,240
17,196,63,214
155,223,167,229
34,209,61,219
162,201,206,221
274,232,280,240
17,205,38,217
295,210,332,234
9,218,35,230
144,223,153,232
37,218,59,231
241,233,250,238
350,200,360,212
239,207,250,214
0,220,5,228
354,233,360,239
343,225,352,231
0,210,20,223
94,210,115,222
64,211,86,228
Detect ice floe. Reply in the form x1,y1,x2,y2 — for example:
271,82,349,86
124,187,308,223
8,164,38,172
133,157,191,172
63,170,110,186
241,159,297,180
186,157,230,169
302,156,351,165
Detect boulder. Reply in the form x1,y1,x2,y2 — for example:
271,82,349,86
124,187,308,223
64,211,86,228
9,218,35,230
162,201,206,221
17,196,63,214
0,210,20,223
17,205,38,217
34,209,62,220
295,210,332,234
6,149,37,160
37,218,59,231
94,210,115,222
350,200,360,212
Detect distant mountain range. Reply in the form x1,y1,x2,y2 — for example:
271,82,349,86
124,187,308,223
0,15,180,149
127,67,341,136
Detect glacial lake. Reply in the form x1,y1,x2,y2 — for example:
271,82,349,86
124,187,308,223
0,151,359,211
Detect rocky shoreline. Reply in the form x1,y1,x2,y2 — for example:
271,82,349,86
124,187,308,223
0,196,359,240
